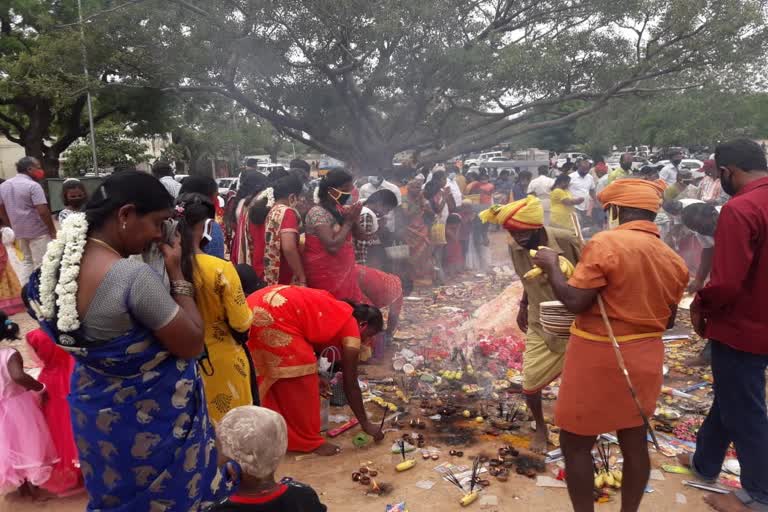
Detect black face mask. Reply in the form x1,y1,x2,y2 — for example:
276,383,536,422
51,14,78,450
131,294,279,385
67,198,86,210
620,161,632,171
671,158,682,167
720,169,737,196
337,191,352,205
522,230,542,250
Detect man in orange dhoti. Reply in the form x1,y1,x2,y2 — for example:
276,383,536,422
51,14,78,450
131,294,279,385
480,196,581,453
533,179,688,512
247,285,385,455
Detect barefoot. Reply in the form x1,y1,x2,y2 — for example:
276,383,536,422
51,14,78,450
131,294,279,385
314,442,342,456
530,428,549,454
704,493,750,512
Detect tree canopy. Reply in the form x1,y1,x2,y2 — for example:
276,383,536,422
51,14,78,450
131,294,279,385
0,0,173,174
572,89,768,153
130,0,767,169
61,121,149,176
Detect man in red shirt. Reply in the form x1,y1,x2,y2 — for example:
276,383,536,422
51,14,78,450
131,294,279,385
687,138,768,512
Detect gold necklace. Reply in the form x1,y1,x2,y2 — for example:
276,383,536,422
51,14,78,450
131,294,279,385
88,237,122,257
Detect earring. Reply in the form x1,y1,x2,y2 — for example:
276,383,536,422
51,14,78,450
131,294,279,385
122,222,127,230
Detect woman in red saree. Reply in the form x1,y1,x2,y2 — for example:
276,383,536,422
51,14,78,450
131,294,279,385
25,329,81,495
303,170,364,301
357,265,403,337
249,175,306,285
229,172,268,265
247,285,385,455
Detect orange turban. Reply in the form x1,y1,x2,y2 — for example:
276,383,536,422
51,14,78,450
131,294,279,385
597,178,666,213
479,196,544,231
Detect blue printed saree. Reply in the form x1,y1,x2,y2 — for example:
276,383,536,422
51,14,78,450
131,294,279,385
27,271,228,511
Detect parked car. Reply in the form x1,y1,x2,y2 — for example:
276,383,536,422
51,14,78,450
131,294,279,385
656,159,705,178
464,151,504,166
556,152,589,168
216,177,237,196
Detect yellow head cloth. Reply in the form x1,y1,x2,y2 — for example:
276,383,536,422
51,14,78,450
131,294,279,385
479,195,544,231
597,178,666,213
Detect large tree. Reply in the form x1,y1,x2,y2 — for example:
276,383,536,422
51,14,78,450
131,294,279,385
573,89,768,151
0,0,172,174
130,0,767,169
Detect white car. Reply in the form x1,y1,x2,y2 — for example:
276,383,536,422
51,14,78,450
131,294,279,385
657,159,705,178
257,163,286,174
464,151,504,166
556,152,589,168
216,177,237,196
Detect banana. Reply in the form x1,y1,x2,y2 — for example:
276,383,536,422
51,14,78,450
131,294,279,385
594,473,605,489
604,472,616,487
460,492,479,507
612,470,623,484
524,248,575,280
396,459,416,472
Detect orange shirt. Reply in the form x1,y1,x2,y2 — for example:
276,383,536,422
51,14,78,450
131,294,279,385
568,220,688,337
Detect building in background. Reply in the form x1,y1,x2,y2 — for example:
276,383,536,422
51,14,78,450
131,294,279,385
0,137,26,180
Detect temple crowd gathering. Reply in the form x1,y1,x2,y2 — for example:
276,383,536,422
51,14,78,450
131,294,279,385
1,0,768,510
0,137,765,512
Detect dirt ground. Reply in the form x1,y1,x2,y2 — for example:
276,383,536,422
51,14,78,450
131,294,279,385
0,231,718,511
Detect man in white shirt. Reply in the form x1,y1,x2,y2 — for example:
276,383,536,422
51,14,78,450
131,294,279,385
659,150,683,186
358,174,402,231
568,159,596,224
152,161,181,198
527,165,555,223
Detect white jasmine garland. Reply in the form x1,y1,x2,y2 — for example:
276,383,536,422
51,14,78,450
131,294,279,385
40,213,89,332
313,186,320,204
38,237,65,319
256,187,275,208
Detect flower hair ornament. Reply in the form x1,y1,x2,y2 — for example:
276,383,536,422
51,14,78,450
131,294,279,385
256,187,275,208
174,204,186,218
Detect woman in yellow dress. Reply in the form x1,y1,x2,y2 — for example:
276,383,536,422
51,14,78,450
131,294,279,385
549,174,584,232
176,193,255,424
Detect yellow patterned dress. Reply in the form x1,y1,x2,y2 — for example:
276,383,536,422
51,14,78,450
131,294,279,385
193,254,255,424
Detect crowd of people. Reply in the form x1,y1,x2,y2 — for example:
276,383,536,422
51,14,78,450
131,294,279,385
0,136,764,512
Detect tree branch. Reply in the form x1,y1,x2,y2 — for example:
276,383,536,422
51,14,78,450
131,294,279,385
0,123,22,145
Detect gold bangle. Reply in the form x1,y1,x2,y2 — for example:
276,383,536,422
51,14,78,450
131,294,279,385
171,280,195,297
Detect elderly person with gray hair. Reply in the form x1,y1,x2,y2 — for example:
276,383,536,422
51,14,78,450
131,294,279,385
214,406,327,511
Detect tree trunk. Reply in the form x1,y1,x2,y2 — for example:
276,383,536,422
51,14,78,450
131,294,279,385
354,148,396,176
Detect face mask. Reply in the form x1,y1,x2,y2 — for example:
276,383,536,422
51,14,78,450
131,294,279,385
368,176,384,187
524,230,542,250
330,187,352,205
620,161,632,171
607,206,620,230
29,169,45,181
720,168,737,196
67,198,86,209
671,158,682,167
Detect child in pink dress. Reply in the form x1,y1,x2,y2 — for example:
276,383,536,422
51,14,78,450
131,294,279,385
26,328,81,495
0,313,58,497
